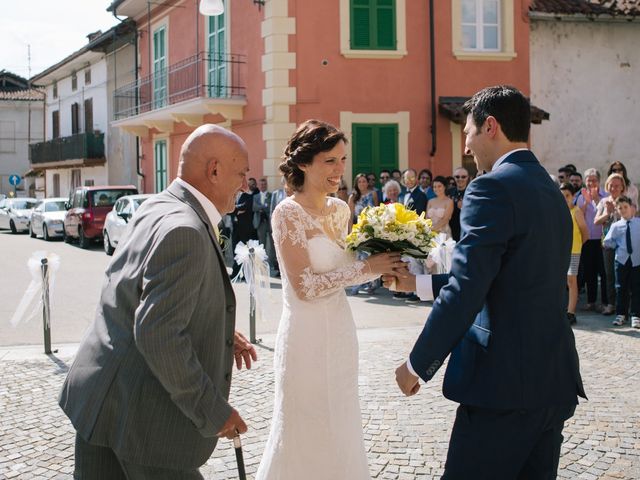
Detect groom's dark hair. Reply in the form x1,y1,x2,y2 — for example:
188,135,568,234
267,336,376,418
463,85,531,143
281,119,347,192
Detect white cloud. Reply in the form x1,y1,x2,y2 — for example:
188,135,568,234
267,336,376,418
0,0,119,79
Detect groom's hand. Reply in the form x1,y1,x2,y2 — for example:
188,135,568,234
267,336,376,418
395,362,420,396
381,273,416,292
234,331,258,370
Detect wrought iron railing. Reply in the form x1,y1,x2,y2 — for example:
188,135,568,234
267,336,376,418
113,51,246,120
30,132,105,164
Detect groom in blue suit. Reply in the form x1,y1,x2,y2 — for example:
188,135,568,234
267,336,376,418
387,86,585,479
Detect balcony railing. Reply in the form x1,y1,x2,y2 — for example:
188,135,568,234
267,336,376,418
113,51,247,120
30,132,105,165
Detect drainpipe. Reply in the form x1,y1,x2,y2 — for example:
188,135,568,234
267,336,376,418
111,5,145,188
428,0,437,157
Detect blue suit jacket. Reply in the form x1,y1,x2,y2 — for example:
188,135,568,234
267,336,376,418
410,150,585,409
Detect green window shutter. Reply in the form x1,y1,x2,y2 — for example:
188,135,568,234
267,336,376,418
353,125,374,174
350,0,396,50
376,0,396,49
352,123,398,178
377,124,398,170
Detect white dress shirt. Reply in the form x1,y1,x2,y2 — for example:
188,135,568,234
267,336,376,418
174,177,222,238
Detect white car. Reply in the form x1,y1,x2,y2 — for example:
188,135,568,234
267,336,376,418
29,197,68,241
0,197,38,233
103,193,153,255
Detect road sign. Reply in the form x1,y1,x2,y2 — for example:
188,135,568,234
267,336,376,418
8,175,21,186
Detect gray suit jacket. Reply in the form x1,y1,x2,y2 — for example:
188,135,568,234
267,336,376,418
59,181,237,469
252,191,272,231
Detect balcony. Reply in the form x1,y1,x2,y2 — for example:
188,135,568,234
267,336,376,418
112,51,247,134
30,132,105,166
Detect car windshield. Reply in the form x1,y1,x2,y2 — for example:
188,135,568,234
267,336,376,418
10,200,37,209
91,190,136,208
132,197,149,210
45,201,66,212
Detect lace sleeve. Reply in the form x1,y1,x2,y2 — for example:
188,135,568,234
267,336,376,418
272,200,375,301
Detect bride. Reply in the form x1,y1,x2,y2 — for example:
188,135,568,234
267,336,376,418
255,120,402,479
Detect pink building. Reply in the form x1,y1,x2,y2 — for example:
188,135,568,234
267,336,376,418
108,0,544,192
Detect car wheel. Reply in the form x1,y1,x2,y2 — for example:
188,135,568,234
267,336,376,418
43,223,50,241
29,223,36,238
9,220,17,234
78,227,90,249
103,231,115,256
63,227,72,243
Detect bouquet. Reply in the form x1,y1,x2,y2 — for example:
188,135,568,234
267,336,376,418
346,203,436,258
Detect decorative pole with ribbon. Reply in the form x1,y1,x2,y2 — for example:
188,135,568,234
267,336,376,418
41,258,52,354
232,240,271,344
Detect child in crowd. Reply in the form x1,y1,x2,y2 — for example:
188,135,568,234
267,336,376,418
603,196,640,328
561,183,589,324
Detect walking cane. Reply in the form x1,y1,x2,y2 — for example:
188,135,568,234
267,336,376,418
233,432,247,480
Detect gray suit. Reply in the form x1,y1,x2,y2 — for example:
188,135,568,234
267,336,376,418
59,181,236,470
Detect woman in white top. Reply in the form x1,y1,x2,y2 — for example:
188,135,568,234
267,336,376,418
426,175,454,238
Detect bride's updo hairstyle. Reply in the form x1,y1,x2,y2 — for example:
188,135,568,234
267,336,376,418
280,119,347,192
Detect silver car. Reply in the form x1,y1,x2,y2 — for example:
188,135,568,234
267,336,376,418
0,197,38,233
29,197,68,240
103,193,153,255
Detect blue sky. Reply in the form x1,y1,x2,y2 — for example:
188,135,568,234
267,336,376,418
0,0,119,80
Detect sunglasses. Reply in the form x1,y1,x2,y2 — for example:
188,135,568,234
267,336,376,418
611,168,623,173
380,175,390,180
454,175,468,179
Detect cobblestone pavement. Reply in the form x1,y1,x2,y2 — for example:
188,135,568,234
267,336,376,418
1,311,639,479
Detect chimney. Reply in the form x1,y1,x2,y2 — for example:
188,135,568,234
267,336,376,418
87,30,103,42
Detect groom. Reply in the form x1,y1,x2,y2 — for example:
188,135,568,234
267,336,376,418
59,124,257,478
387,86,585,479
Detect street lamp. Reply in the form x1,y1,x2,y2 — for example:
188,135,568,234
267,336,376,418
199,0,224,15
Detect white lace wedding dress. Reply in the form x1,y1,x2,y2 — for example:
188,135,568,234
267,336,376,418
255,196,377,480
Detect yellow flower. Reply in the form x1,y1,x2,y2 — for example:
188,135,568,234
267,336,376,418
393,203,419,224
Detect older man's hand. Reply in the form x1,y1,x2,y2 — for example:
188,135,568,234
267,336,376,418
395,362,420,396
234,331,258,370
381,272,417,293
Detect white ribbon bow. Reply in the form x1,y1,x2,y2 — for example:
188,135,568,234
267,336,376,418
427,233,456,274
11,251,60,327
232,240,271,321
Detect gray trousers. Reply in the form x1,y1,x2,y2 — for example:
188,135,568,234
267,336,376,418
74,433,204,480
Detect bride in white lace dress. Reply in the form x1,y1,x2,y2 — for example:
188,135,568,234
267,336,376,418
255,120,402,480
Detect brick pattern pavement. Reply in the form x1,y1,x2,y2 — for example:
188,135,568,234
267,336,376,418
1,318,639,479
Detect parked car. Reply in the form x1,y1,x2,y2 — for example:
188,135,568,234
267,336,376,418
29,197,68,240
0,197,38,233
103,193,153,255
64,185,138,248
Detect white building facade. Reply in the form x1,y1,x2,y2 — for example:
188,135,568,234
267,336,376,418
529,1,640,185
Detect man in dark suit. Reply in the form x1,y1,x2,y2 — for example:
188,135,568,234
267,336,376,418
252,177,274,270
387,86,585,479
59,125,258,478
231,188,257,278
402,168,427,215
447,167,470,241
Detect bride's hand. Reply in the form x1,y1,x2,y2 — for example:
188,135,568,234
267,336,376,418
364,252,405,275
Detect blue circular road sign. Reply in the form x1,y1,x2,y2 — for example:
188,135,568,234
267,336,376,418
9,175,21,186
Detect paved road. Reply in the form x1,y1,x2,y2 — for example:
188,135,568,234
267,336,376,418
1,232,639,479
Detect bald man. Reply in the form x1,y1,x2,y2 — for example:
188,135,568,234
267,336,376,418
59,125,257,479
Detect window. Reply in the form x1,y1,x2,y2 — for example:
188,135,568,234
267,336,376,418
53,81,58,99
461,0,499,51
84,68,91,85
350,0,396,50
71,170,82,190
84,98,93,133
52,111,60,139
153,26,167,108
71,103,81,134
71,72,78,91
340,0,406,58
452,0,515,61
154,139,168,193
52,174,60,197
208,4,227,97
351,123,398,177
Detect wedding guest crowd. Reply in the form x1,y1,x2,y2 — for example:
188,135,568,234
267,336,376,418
224,159,637,323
